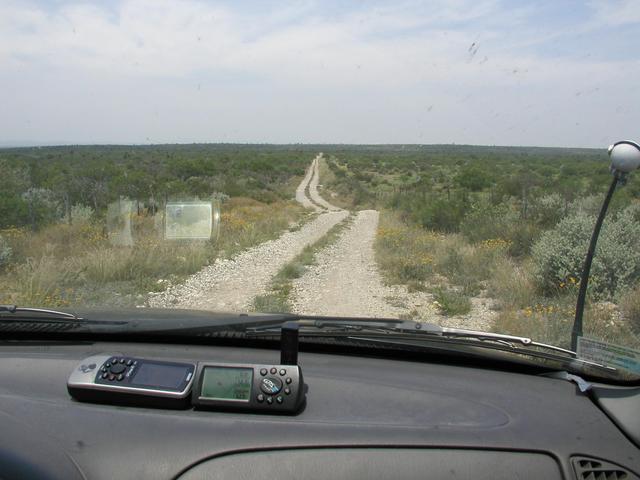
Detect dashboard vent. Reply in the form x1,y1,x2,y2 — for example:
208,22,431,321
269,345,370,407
572,457,637,480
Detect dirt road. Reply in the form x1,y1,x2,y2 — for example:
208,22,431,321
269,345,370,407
148,154,495,331
147,158,347,311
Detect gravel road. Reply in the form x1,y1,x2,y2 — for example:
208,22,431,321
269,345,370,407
307,154,340,211
295,158,321,212
147,157,347,311
147,154,495,331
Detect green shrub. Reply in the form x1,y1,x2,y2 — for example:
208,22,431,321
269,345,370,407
459,199,540,257
460,200,517,243
416,197,467,233
432,287,471,316
529,193,565,228
70,204,95,224
532,204,640,300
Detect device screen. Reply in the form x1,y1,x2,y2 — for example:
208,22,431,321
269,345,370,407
131,362,191,390
200,367,253,401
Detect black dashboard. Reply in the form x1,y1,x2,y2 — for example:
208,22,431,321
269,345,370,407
0,341,638,479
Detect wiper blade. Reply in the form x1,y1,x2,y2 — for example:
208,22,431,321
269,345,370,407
0,304,81,320
246,317,577,358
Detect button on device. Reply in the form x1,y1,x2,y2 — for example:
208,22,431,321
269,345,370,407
101,367,107,373
270,367,277,374
284,387,291,395
126,359,133,366
266,396,273,405
110,363,126,375
105,362,111,368
108,374,115,381
276,396,283,404
101,372,108,379
285,377,292,385
111,358,119,364
117,374,124,381
257,394,265,403
279,369,286,376
119,358,126,364
260,377,283,395
260,368,268,376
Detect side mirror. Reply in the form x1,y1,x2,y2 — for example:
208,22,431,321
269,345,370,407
608,140,640,174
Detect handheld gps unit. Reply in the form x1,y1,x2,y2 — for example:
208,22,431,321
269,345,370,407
192,363,304,413
67,355,196,409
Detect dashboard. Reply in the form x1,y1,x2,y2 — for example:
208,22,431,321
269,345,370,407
0,340,638,479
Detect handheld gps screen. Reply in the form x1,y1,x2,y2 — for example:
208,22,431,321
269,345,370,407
200,367,253,401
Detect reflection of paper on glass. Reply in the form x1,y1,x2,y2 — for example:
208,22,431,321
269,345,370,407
106,199,134,246
577,337,640,374
165,202,212,240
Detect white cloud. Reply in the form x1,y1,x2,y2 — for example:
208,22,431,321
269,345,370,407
588,0,640,26
0,0,638,146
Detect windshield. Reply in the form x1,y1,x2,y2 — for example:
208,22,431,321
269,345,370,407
1,1,639,381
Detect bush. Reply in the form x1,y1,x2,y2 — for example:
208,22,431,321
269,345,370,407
70,204,95,224
433,287,471,316
532,204,640,300
460,200,518,243
21,188,61,227
460,198,541,257
529,193,564,228
416,197,466,233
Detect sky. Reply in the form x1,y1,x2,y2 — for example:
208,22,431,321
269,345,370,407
0,0,639,147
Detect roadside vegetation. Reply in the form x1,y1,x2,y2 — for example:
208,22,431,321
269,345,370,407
0,198,305,308
0,145,312,307
320,145,640,350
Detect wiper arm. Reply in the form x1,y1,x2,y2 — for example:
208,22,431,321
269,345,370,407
0,304,81,320
437,326,576,357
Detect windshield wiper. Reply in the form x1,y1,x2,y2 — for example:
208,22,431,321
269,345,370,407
0,304,81,320
245,317,615,372
244,316,606,362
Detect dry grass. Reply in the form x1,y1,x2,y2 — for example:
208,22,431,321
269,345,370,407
375,210,508,294
619,285,640,335
0,198,305,307
488,257,537,309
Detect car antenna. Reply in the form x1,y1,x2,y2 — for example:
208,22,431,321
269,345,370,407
570,140,640,351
